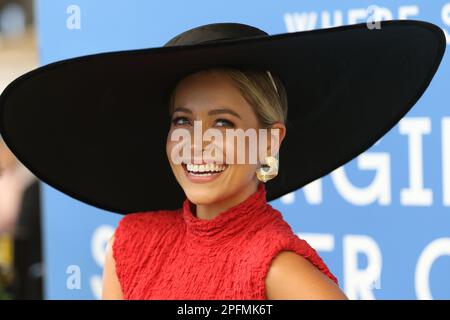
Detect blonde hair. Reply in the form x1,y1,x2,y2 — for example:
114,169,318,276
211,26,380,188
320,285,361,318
168,67,288,128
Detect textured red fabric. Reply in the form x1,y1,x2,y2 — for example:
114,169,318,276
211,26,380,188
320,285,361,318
112,182,338,299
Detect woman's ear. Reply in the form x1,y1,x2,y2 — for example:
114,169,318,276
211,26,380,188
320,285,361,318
266,122,286,157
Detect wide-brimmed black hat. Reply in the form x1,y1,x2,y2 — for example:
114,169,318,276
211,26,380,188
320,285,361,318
0,20,446,214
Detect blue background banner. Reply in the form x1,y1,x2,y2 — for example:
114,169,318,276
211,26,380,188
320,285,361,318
35,0,450,299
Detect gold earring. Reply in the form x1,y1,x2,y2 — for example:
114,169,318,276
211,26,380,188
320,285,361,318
256,156,279,183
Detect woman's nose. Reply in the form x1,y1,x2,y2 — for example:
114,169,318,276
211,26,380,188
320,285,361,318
189,120,209,163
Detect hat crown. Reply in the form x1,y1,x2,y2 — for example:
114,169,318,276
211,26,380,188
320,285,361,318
164,22,268,47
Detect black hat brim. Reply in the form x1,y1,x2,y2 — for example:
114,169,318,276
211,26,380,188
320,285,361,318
0,19,446,214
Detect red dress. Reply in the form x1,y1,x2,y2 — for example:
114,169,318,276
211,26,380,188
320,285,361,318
113,182,338,299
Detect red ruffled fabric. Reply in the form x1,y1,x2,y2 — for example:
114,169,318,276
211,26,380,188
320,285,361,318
113,182,338,299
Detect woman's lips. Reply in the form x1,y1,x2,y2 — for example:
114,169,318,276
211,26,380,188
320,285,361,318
182,163,228,184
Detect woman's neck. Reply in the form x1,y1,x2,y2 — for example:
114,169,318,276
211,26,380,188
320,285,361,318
195,179,260,220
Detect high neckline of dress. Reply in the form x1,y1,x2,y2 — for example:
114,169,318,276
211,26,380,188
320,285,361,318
182,182,270,245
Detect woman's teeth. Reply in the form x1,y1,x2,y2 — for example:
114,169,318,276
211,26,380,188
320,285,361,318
186,163,227,176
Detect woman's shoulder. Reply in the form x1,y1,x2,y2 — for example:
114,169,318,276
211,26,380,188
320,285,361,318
111,208,184,294
248,205,297,241
245,206,339,285
113,208,183,253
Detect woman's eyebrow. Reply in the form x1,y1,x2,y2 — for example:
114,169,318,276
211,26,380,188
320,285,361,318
173,106,192,114
173,107,241,119
208,108,241,119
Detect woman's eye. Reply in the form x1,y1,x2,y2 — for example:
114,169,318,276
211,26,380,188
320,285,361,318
171,117,190,126
215,119,235,127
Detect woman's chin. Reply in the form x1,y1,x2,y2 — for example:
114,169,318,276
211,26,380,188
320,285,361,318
184,188,223,205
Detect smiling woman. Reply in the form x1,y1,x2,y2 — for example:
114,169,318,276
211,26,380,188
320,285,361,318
165,67,288,218
101,66,347,300
0,18,444,301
